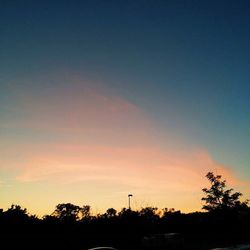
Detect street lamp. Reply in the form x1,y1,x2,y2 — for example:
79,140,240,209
128,194,133,210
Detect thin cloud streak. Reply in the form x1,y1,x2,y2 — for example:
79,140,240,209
15,145,247,194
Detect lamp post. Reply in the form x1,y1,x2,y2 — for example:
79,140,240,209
128,194,133,210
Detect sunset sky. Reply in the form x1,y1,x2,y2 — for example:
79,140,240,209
1,0,250,216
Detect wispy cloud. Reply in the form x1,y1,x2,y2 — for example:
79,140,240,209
15,144,246,193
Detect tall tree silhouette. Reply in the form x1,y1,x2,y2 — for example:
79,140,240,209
201,172,248,211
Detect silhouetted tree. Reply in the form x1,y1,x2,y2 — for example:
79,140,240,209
201,172,249,212
139,207,159,219
7,204,27,214
162,207,181,218
118,207,139,219
162,207,175,216
80,205,91,220
4,204,30,221
106,208,117,218
52,203,81,221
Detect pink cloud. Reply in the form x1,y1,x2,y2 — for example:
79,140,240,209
15,144,246,192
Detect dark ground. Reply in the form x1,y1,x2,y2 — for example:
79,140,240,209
2,231,250,250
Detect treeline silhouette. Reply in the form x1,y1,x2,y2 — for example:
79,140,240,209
1,172,250,250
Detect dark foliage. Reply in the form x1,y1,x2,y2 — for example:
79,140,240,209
201,172,249,211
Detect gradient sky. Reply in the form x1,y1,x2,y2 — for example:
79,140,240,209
1,0,250,216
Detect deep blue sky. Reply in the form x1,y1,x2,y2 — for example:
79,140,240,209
1,0,250,213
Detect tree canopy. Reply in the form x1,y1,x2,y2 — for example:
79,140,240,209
201,172,249,212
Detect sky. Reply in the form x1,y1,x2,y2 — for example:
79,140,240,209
0,0,250,216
